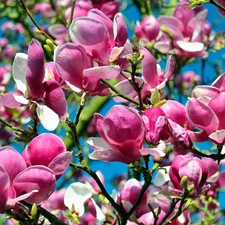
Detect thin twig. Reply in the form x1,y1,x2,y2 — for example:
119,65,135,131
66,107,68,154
18,0,58,46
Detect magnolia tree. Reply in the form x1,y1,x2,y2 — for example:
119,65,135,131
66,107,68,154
1,0,225,224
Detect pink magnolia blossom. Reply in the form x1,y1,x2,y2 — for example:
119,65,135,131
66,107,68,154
22,133,72,179
169,155,209,196
88,105,145,164
154,2,213,58
0,39,67,130
186,73,225,144
54,43,121,95
135,15,160,43
119,179,149,217
69,9,128,65
0,146,56,213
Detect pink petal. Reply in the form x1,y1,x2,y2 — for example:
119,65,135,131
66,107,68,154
141,48,159,88
43,79,67,121
22,133,67,167
82,65,120,91
113,13,128,46
0,93,22,108
26,39,44,99
208,92,225,129
212,73,225,91
0,146,26,184
0,165,10,213
186,98,219,134
55,43,91,89
192,85,220,100
48,152,72,179
13,166,56,204
69,17,110,60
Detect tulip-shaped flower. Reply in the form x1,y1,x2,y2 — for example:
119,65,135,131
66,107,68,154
185,73,225,143
22,133,72,179
0,39,67,130
169,155,209,196
87,105,145,164
54,43,120,95
69,8,128,65
0,146,56,213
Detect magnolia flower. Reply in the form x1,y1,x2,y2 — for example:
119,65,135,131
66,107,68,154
169,155,209,196
0,146,56,213
87,105,145,164
54,43,121,95
0,39,67,131
69,8,128,65
22,133,72,179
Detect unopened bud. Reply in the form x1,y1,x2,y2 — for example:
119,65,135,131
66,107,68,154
188,184,195,193
46,39,54,51
31,203,38,219
151,89,161,105
44,44,52,53
180,176,188,190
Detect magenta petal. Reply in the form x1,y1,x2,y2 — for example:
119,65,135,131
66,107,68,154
26,39,44,99
82,65,120,91
0,165,10,213
141,48,159,88
0,147,26,184
13,166,56,204
103,105,144,144
48,152,72,178
89,148,132,164
69,17,110,60
212,73,225,91
43,80,67,121
192,85,220,100
55,43,90,89
186,98,219,134
0,93,21,108
94,113,107,140
23,133,66,167
208,93,225,129
113,13,128,46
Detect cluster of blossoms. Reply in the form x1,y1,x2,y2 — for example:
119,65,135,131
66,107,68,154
1,0,225,225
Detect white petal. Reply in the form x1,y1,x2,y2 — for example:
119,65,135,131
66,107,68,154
14,95,29,105
176,41,204,52
153,166,170,187
13,53,28,93
90,198,105,224
64,182,93,217
36,104,59,131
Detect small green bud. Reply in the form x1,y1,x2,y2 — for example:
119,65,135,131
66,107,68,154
28,125,34,133
187,184,195,193
154,99,167,107
151,89,161,105
44,45,52,53
180,176,188,190
184,198,195,209
31,203,38,219
46,39,54,51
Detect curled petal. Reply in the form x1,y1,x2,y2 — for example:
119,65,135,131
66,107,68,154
13,166,56,204
113,13,128,46
212,73,225,91
186,98,219,134
55,43,90,89
64,182,93,217
141,48,158,88
48,152,72,179
12,53,27,94
36,103,59,131
43,80,67,121
0,166,10,213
